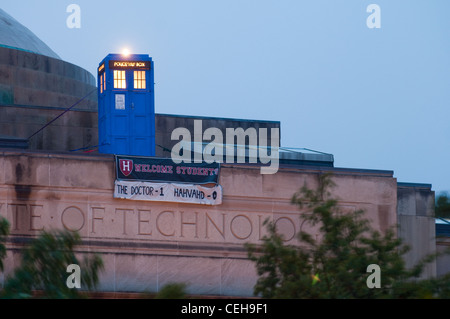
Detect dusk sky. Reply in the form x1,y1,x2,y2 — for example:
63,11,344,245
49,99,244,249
3,1,450,193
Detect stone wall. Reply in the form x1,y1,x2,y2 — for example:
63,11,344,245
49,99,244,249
0,150,399,296
0,46,98,152
0,46,96,109
397,183,436,279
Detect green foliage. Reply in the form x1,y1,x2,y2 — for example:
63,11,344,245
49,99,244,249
436,192,450,219
0,228,103,299
247,173,450,299
154,282,188,299
0,218,10,272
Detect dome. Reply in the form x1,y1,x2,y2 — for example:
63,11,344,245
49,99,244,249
0,8,60,59
0,9,97,153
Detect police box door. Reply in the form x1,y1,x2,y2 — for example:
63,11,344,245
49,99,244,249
128,71,155,156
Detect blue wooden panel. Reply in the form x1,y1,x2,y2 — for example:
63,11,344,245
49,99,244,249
133,115,148,136
132,137,149,156
113,137,128,155
113,114,128,135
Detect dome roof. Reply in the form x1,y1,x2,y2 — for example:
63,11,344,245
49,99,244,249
0,8,60,59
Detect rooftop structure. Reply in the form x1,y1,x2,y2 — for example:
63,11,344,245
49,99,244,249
0,8,60,59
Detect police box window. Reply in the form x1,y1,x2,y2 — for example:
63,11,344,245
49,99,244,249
134,70,146,89
100,73,106,94
114,70,126,89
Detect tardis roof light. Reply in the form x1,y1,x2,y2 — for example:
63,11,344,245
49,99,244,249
122,48,131,57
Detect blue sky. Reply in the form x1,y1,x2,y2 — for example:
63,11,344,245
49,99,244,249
3,1,450,193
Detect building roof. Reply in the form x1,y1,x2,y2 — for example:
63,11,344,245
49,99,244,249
436,218,450,237
0,8,60,59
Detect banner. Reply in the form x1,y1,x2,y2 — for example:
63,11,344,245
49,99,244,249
115,156,220,184
114,180,223,205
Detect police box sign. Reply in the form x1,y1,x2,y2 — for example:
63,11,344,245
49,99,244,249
109,60,151,70
114,180,222,206
115,156,220,185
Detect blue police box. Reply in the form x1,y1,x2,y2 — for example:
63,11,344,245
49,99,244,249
97,53,155,156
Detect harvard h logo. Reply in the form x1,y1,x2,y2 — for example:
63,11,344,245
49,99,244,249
119,159,133,177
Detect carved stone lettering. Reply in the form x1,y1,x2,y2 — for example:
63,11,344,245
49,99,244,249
61,206,85,232
230,215,253,240
91,207,105,234
1,201,303,244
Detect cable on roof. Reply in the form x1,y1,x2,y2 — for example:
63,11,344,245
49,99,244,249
27,88,97,141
